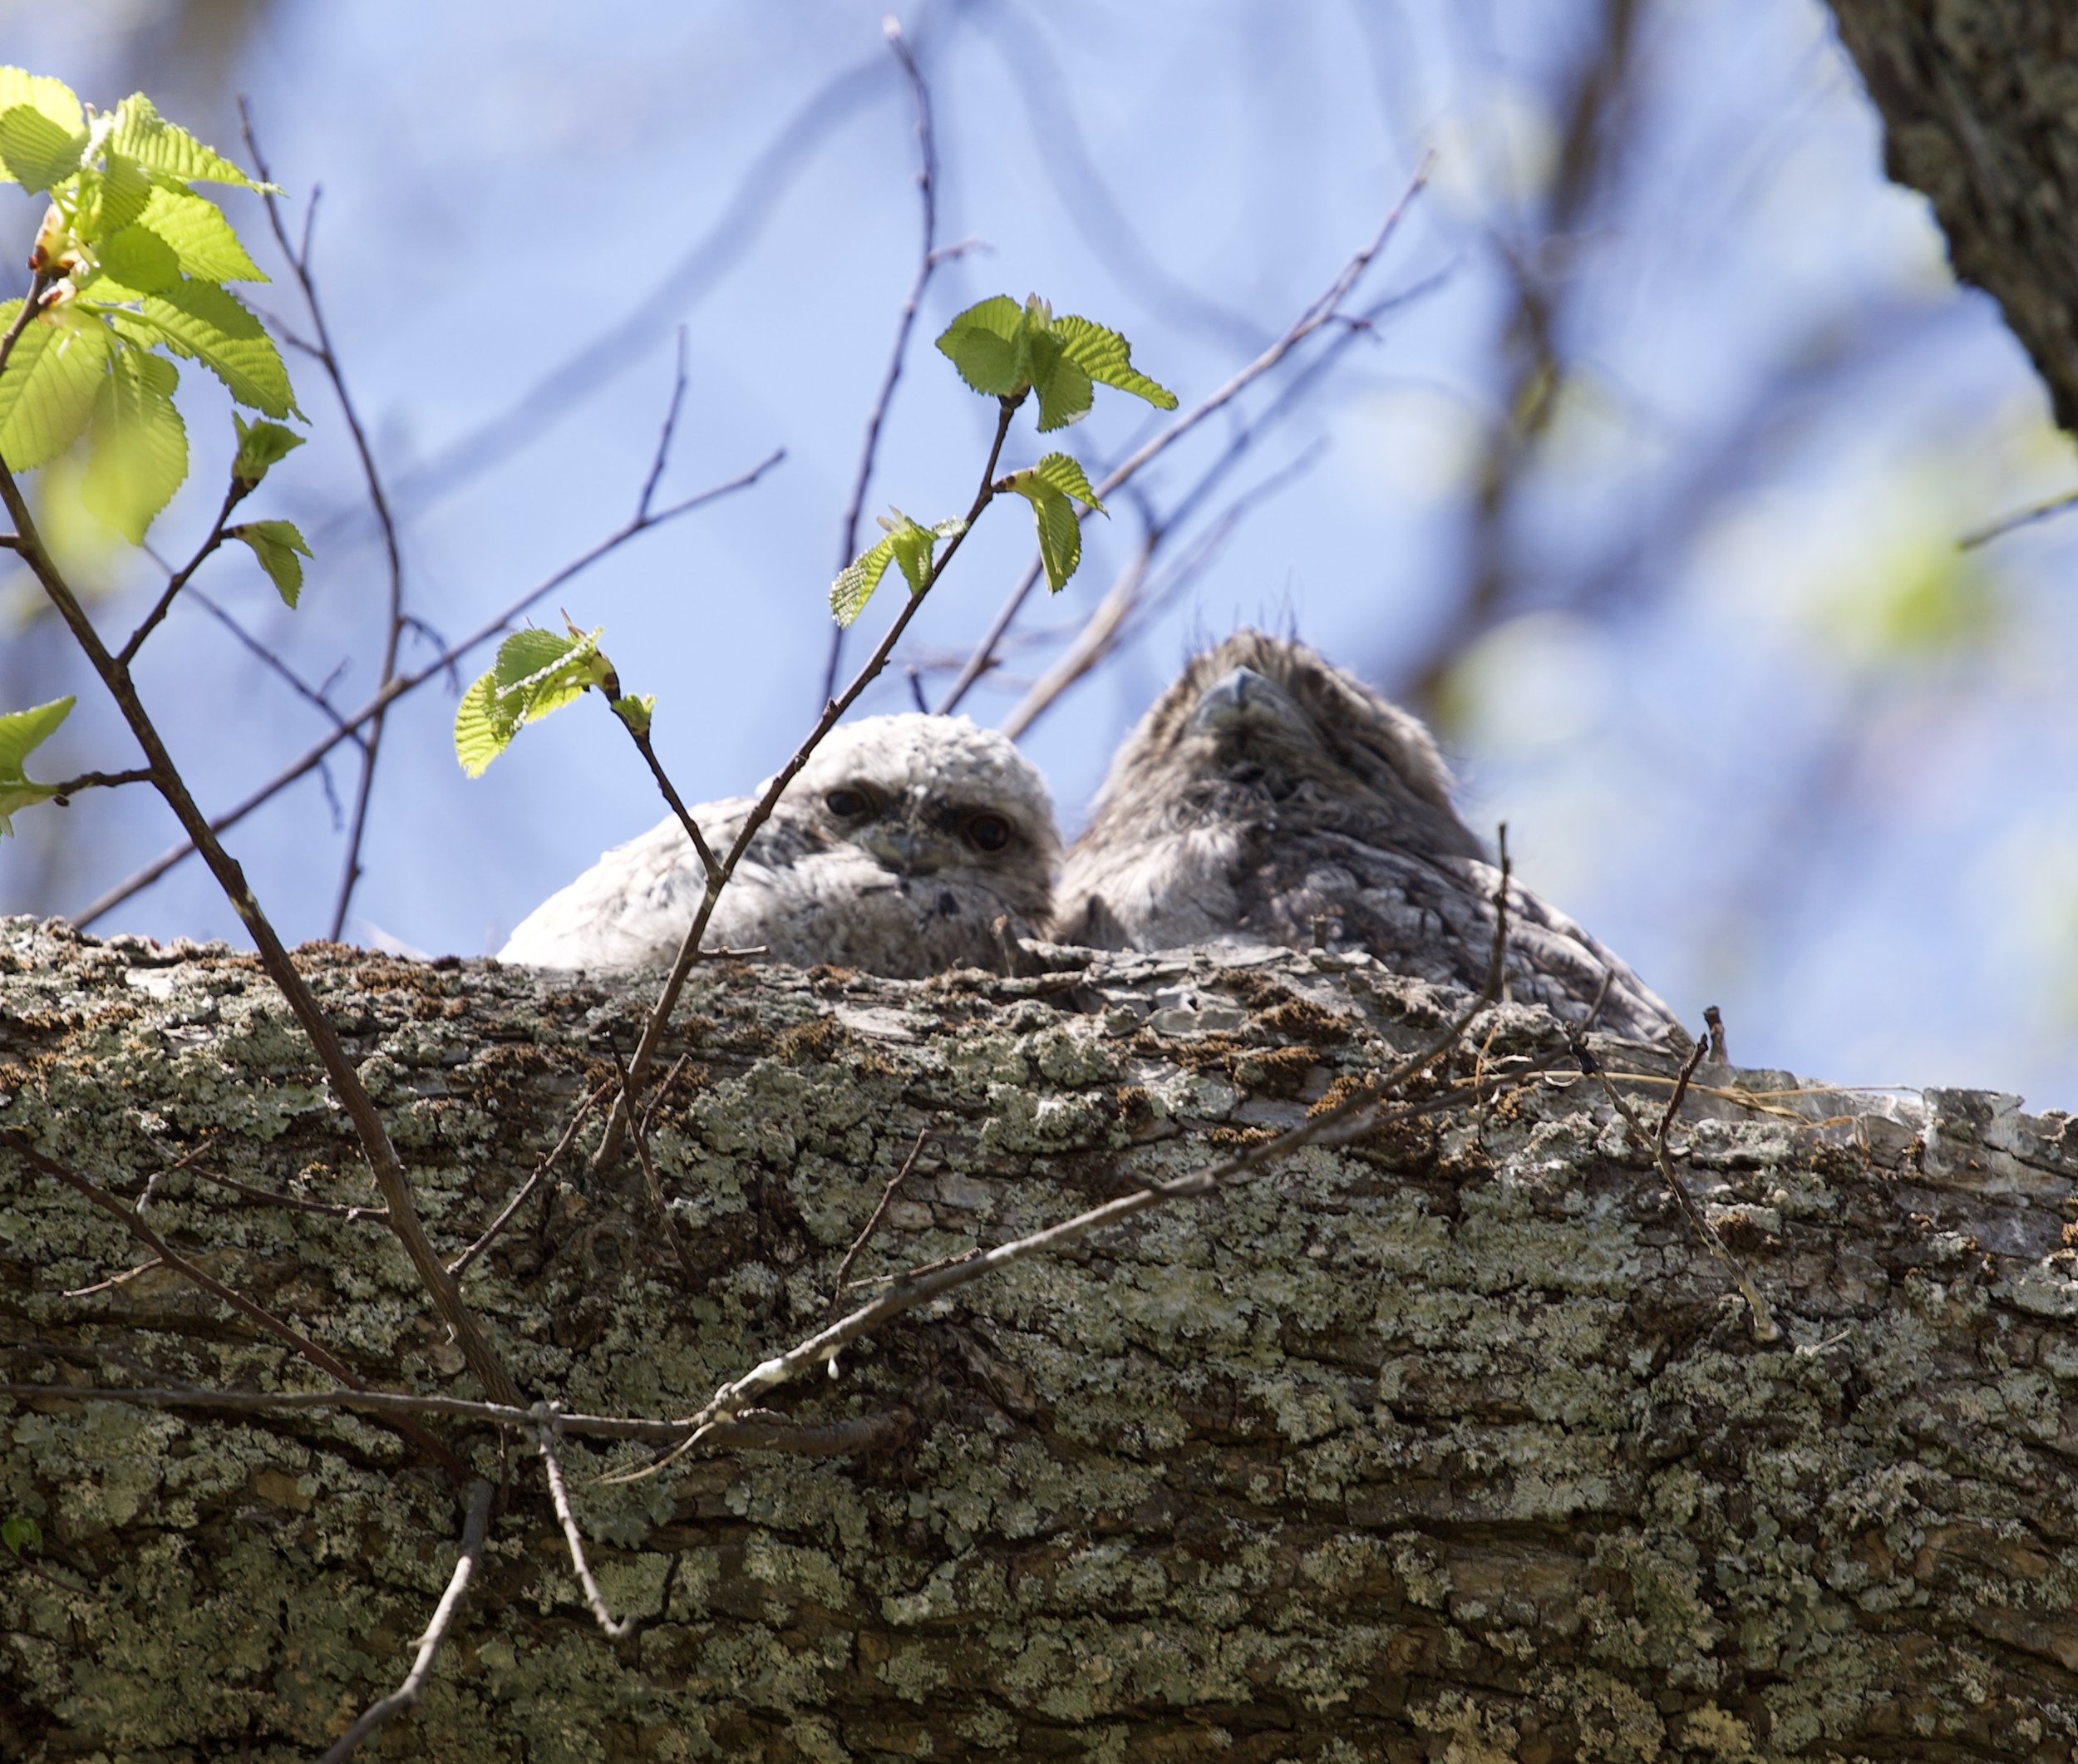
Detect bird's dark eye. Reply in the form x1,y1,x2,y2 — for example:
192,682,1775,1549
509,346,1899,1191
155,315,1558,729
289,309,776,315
825,788,870,819
964,813,1012,853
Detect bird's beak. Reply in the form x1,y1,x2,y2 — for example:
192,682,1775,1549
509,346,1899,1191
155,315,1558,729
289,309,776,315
1189,665,1304,738
858,823,958,875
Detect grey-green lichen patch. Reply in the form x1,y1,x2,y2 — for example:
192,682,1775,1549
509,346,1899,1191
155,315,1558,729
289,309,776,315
7,919,2078,1757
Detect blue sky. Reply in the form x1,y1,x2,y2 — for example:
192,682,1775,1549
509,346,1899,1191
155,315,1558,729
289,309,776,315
4,0,2075,1108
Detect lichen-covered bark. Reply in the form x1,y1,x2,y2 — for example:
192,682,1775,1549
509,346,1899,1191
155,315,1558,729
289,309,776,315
1824,0,2078,433
2,916,2076,1761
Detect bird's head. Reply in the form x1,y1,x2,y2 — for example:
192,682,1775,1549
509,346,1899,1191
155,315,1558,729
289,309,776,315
785,713,1060,908
1081,631,1481,855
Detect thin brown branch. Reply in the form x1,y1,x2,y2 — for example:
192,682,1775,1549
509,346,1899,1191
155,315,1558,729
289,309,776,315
0,1129,465,1474
592,396,1023,1173
537,1414,633,1638
48,767,155,802
63,1255,164,1299
71,447,784,929
241,104,410,944
319,1479,493,1764
185,586,365,746
176,1164,389,1221
820,15,942,708
609,1042,702,1293
606,704,722,886
1,467,520,1416
116,481,250,665
1575,1030,1780,1342
449,1077,613,1279
829,1127,931,1313
0,270,50,382
0,1382,909,1456
937,157,1434,714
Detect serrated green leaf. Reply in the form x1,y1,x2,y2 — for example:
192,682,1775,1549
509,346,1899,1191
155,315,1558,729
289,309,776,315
107,93,269,191
935,296,1027,397
90,154,154,232
0,102,85,192
136,186,263,282
0,310,112,471
1053,314,1177,411
1,1513,42,1557
830,533,898,628
452,673,509,780
1032,351,1093,432
0,69,82,145
884,511,938,595
232,414,304,486
454,627,609,776
1030,451,1105,513
613,694,656,740
1006,474,1084,594
132,281,297,416
228,519,310,609
93,224,181,295
81,347,185,541
0,695,74,835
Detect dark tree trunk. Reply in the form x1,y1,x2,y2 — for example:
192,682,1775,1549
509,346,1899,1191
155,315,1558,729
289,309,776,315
1826,0,2078,432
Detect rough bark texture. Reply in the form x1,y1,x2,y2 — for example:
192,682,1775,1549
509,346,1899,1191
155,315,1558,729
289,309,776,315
1825,0,2078,433
3,916,2078,1761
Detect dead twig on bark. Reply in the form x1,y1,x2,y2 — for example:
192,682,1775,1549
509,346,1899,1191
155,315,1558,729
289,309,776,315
536,1412,633,1638
828,1127,932,1313
450,1077,614,1279
319,1479,493,1764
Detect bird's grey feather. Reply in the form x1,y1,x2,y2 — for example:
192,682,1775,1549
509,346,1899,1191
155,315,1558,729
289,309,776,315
1056,633,1682,1041
500,713,1059,978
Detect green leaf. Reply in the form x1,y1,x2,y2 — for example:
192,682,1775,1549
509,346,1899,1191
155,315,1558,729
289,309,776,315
454,627,612,777
0,102,84,190
106,93,271,191
1032,351,1093,433
1030,451,1105,513
81,347,185,541
130,281,297,416
227,519,310,609
88,154,155,232
612,694,656,740
1,1513,42,1558
935,296,1027,397
0,696,74,835
0,69,82,143
0,308,113,471
830,533,899,629
135,186,264,282
1053,314,1177,411
93,224,182,295
1005,471,1086,594
232,414,304,486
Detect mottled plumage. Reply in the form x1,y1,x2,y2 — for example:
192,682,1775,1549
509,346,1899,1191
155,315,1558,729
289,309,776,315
1056,633,1682,1040
500,714,1059,977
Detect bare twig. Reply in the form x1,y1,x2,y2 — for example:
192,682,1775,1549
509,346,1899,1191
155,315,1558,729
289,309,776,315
0,1382,907,1455
1959,484,2078,549
1574,1032,1780,1341
636,329,692,520
63,1255,164,1299
603,697,722,886
449,1077,613,1279
536,1412,633,1638
828,1127,932,1313
47,767,155,802
820,17,942,707
185,586,365,746
241,106,411,944
937,158,1434,714
320,1480,493,1764
116,483,251,665
71,448,784,929
609,1042,702,1293
176,1164,389,1221
0,1129,465,1473
1,468,521,1415
592,395,1025,1172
